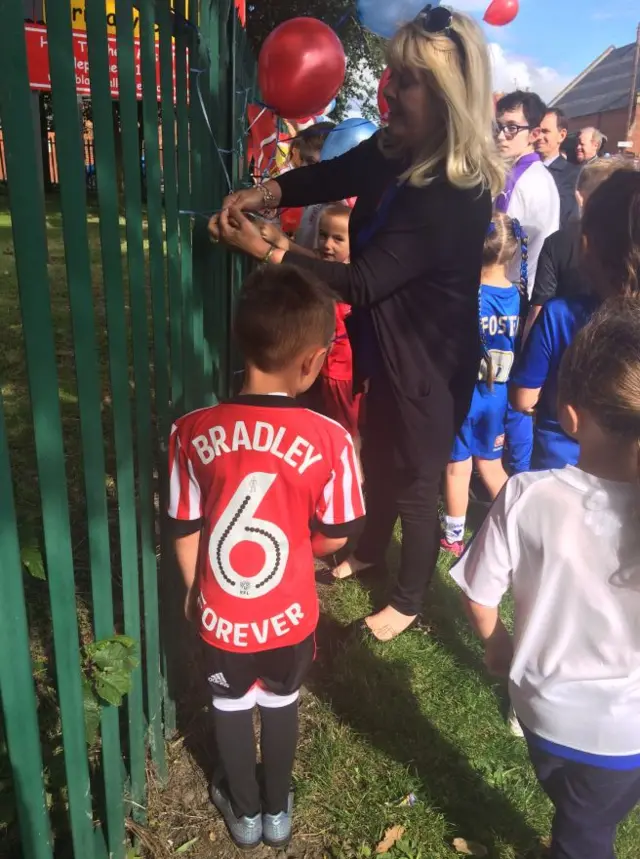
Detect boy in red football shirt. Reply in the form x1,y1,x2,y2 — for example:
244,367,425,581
168,265,364,851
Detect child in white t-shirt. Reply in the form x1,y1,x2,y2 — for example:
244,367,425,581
451,297,640,859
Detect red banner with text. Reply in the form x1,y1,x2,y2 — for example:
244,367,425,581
24,23,177,101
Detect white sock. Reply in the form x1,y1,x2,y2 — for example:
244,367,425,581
444,516,465,544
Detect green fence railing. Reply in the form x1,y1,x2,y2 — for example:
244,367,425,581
0,1,254,856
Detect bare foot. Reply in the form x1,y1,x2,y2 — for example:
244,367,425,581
332,555,375,580
364,605,417,642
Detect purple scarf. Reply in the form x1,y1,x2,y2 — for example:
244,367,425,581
495,152,540,213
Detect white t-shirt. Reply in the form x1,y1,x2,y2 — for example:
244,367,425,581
506,160,560,296
451,466,640,756
295,203,324,250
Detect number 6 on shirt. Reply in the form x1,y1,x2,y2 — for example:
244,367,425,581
209,472,290,599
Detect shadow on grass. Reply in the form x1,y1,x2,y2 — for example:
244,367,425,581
308,620,539,857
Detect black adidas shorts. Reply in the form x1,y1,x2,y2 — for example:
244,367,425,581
201,634,315,699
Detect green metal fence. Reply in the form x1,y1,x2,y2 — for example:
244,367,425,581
0,1,254,856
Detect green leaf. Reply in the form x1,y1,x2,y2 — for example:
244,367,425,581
21,545,46,580
82,677,101,745
94,675,124,707
175,837,199,853
100,667,132,695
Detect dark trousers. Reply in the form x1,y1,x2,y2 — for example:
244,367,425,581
214,701,299,818
527,742,640,859
354,375,455,616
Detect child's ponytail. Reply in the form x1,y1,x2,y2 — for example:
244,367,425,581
512,218,528,297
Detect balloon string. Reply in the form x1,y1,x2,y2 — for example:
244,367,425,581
192,67,233,194
265,118,378,148
334,8,354,30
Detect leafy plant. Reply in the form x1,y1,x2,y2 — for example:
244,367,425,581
82,636,139,743
21,545,46,581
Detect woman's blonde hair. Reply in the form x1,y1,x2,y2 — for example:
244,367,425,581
380,10,504,195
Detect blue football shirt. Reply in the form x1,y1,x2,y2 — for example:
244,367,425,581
478,284,522,385
511,295,600,469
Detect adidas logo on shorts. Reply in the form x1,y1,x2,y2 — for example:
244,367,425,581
208,672,230,689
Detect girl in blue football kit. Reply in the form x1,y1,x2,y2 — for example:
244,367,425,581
441,213,527,557
511,169,640,471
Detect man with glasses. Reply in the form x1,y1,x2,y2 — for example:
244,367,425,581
494,91,560,295
494,92,559,482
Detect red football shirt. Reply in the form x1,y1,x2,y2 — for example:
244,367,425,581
322,302,354,382
168,395,365,654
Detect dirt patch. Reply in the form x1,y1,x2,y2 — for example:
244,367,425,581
144,693,330,859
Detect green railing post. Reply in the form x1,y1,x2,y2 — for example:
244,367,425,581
138,0,168,781
84,0,147,823
175,0,196,414
46,1,126,853
0,4,96,856
0,396,53,859
157,0,181,739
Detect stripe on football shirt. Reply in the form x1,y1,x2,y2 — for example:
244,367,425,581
186,457,202,520
320,470,336,525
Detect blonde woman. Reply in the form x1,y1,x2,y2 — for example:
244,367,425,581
209,6,504,641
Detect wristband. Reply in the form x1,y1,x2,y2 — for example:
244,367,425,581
258,183,278,209
261,245,275,264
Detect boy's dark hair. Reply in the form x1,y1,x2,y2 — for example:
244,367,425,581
234,265,335,373
496,90,547,130
581,169,640,299
292,121,335,165
546,107,568,133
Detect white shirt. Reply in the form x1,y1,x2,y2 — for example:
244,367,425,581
451,467,640,756
506,160,560,296
295,203,324,250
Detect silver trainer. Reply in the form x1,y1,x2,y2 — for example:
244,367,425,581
262,791,294,849
210,782,262,850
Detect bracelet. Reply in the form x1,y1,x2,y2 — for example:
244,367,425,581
261,245,276,264
258,182,278,209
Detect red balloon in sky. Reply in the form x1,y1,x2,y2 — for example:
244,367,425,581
258,18,346,121
483,0,519,26
377,67,391,123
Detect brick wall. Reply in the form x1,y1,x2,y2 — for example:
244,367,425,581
566,100,640,156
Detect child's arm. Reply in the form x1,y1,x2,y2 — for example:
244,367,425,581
311,532,347,558
168,422,204,620
313,433,365,558
449,484,516,677
510,303,554,414
462,598,513,677
510,385,540,415
174,531,201,621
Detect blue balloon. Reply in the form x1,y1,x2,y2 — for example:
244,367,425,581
320,117,377,161
357,0,437,38
325,97,337,115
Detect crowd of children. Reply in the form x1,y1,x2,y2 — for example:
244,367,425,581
169,160,640,858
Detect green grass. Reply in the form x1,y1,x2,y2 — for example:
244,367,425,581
288,542,640,858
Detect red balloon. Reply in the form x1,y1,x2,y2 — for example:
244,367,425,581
377,67,391,123
258,18,346,121
483,0,519,26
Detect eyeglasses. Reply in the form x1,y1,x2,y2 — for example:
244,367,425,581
495,122,531,141
416,4,467,77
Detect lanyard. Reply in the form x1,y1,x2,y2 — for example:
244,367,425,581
355,180,403,252
495,152,540,213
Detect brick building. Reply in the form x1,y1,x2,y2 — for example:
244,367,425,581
550,27,640,156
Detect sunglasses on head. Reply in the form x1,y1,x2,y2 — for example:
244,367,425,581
416,4,467,76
